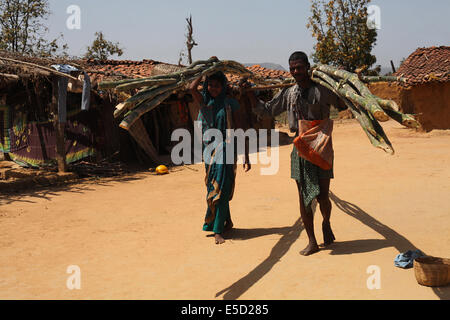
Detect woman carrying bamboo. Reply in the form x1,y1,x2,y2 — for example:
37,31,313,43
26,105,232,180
190,71,251,245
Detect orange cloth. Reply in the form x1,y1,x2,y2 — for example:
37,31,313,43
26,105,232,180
293,119,334,170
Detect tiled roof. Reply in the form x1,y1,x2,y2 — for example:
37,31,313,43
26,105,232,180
85,59,161,84
227,64,291,85
394,46,450,85
1,50,292,87
85,59,291,87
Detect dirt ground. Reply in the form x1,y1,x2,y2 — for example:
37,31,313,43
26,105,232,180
1,120,449,300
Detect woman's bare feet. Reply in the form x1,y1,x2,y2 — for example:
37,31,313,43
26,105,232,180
300,241,320,256
215,233,225,245
224,220,234,233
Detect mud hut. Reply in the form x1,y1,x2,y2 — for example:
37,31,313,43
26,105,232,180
0,51,117,170
85,59,198,165
368,46,450,131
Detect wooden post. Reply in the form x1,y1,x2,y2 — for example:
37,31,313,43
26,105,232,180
0,94,11,161
390,60,396,73
52,77,67,172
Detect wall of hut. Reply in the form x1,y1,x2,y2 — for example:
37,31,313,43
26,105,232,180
0,74,119,167
369,81,450,131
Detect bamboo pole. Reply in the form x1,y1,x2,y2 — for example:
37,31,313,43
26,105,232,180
244,83,295,91
114,78,178,92
314,64,390,122
120,90,175,130
383,108,420,129
311,72,395,154
360,75,407,83
375,98,400,112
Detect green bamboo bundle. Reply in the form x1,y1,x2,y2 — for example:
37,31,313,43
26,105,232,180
100,57,276,130
99,58,418,154
314,65,390,122
310,64,419,153
311,70,395,154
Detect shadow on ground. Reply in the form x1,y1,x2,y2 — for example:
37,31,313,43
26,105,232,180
214,192,449,300
215,218,303,300
0,171,149,207
329,192,450,300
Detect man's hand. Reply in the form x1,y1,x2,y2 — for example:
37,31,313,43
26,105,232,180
243,162,251,172
238,77,252,91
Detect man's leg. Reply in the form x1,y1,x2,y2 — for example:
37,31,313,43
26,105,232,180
297,181,320,256
317,178,335,245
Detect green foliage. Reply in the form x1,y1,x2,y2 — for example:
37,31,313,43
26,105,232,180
85,32,124,61
307,0,378,73
0,0,68,57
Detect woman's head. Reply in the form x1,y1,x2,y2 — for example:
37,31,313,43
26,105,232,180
206,72,226,98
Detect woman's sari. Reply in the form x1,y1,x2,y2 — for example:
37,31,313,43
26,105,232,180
197,72,240,234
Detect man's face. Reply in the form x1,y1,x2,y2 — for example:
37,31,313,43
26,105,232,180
289,59,310,83
207,79,223,98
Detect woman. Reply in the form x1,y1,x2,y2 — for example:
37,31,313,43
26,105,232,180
190,71,251,245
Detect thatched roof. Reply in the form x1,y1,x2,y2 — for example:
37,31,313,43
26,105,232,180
0,50,85,79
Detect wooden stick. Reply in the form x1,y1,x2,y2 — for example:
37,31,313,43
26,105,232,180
244,83,294,91
0,73,20,80
84,69,129,78
0,57,79,81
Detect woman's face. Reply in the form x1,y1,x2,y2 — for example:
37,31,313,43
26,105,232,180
207,79,223,98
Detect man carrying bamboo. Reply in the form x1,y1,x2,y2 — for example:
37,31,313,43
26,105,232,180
247,51,343,256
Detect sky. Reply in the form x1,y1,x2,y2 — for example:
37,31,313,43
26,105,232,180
46,0,450,70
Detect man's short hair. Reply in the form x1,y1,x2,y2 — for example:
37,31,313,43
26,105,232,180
289,51,310,65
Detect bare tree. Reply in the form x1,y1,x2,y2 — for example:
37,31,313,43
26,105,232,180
185,15,197,65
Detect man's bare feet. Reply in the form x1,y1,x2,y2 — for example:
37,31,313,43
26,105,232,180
215,233,225,245
322,221,335,246
300,242,320,256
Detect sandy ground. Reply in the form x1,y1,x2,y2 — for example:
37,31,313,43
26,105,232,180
0,120,449,300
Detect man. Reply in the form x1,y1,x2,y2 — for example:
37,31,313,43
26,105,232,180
248,51,343,256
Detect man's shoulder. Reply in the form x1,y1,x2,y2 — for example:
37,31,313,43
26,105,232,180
314,82,339,103
279,84,298,99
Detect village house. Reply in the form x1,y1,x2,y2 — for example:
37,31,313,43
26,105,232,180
369,46,450,131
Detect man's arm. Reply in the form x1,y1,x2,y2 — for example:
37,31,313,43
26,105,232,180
231,100,251,172
245,87,288,119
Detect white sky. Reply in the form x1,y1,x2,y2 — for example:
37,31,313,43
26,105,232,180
47,0,450,70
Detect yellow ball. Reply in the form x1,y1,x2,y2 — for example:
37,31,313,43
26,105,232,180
155,165,169,175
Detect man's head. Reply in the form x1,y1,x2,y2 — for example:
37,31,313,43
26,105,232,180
289,51,310,84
